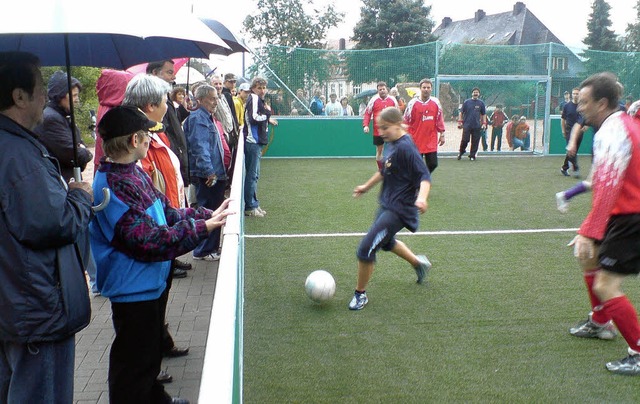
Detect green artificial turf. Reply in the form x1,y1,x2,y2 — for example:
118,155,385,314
243,156,640,403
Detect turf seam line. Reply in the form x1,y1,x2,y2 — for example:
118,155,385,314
245,228,580,239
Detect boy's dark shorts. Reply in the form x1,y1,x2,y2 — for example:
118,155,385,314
599,214,640,275
373,135,384,146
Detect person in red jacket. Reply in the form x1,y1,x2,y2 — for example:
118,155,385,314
404,78,445,173
567,72,640,376
489,104,508,151
362,81,398,169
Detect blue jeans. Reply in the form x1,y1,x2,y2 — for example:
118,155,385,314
513,133,531,151
244,142,263,211
193,176,227,257
0,336,75,403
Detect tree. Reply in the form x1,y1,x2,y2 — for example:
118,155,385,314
345,0,437,86
623,0,640,51
584,0,621,51
351,0,436,49
243,0,343,95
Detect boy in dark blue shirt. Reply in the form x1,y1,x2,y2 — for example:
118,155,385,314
349,107,432,310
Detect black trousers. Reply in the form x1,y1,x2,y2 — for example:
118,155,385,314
459,127,482,158
161,265,174,353
109,293,171,404
422,152,438,173
562,131,584,171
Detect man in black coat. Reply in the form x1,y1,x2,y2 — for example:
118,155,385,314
34,70,93,182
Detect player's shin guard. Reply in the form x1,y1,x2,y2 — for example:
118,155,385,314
603,295,640,352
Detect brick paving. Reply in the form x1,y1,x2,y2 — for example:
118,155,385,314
73,255,218,403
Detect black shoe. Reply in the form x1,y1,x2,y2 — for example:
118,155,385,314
164,346,189,358
172,268,187,279
560,167,570,176
174,258,192,271
457,153,463,160
171,398,190,404
157,370,173,384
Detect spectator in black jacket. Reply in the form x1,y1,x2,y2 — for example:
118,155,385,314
34,70,93,182
0,51,93,404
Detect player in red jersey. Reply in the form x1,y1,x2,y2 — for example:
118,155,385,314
567,72,640,376
363,81,398,169
404,78,445,173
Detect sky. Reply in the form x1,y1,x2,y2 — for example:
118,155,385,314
186,0,638,76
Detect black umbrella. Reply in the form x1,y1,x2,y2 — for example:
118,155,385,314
0,2,230,209
0,3,230,175
200,19,249,54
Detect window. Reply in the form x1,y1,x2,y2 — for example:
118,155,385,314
544,56,568,71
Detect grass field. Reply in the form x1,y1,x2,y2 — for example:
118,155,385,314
242,155,640,403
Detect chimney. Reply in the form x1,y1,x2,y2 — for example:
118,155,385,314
442,17,452,28
513,2,526,15
339,38,346,50
474,9,486,22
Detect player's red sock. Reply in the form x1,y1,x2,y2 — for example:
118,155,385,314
602,295,640,352
584,269,611,324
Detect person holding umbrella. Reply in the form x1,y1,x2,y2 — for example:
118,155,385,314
0,51,94,403
34,71,93,182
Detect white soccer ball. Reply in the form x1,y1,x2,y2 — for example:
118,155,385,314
304,270,336,303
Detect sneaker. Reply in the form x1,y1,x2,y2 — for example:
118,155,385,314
193,253,220,261
560,167,570,176
555,192,569,213
457,153,463,160
348,292,368,310
245,208,265,217
469,156,476,161
414,255,432,284
256,206,267,216
569,315,618,340
605,353,640,375
573,169,581,179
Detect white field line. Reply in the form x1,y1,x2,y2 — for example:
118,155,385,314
245,228,579,239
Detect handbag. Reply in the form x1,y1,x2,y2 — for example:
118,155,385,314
151,161,166,194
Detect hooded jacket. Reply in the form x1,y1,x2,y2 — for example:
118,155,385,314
34,71,92,181
34,102,93,182
93,69,135,172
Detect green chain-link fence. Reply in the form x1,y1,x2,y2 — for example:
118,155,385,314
252,42,638,119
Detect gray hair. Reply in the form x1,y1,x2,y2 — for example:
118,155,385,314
122,74,170,109
195,84,216,100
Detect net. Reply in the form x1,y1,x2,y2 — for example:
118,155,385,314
249,41,639,121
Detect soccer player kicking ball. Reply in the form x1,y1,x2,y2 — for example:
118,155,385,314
349,107,432,310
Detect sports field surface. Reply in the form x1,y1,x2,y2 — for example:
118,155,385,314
243,155,640,403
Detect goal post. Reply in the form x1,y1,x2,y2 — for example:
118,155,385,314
435,74,552,154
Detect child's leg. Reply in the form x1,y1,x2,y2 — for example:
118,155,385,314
390,240,419,267
356,260,374,291
490,129,496,151
355,210,405,291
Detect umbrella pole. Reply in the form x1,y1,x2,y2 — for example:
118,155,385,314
64,34,81,182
